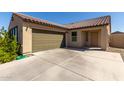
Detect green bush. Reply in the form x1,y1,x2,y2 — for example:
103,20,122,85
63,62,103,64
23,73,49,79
0,31,19,64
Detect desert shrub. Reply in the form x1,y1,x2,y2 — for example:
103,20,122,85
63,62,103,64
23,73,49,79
0,31,19,64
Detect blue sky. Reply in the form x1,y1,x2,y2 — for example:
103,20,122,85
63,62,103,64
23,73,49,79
0,12,124,32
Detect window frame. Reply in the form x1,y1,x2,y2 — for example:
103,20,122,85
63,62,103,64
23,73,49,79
71,31,77,42
10,26,18,42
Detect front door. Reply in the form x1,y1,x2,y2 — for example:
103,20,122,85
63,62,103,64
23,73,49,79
91,32,98,47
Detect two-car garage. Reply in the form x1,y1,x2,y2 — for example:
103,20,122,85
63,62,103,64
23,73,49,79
32,29,66,52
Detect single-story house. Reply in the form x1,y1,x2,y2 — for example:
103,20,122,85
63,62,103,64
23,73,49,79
9,13,111,53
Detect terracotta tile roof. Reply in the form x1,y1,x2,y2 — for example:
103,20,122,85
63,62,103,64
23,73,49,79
65,16,111,29
13,13,111,30
13,13,67,29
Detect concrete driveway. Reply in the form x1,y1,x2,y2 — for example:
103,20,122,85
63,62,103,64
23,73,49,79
0,48,124,81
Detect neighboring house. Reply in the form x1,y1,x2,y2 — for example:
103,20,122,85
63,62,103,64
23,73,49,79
9,13,111,53
110,31,124,48
112,31,124,34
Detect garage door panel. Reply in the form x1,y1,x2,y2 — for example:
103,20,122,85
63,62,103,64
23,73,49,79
32,43,63,47
33,42,63,45
33,37,63,41
32,29,65,52
32,38,63,42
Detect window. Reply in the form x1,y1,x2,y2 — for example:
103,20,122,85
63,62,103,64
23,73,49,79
10,26,18,42
72,32,77,42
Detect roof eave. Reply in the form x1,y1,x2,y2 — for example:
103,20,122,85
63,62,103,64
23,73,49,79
68,23,110,30
13,13,68,30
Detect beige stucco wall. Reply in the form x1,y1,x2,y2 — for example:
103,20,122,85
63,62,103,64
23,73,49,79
9,14,23,44
9,15,33,53
101,25,110,50
66,30,83,47
22,26,32,53
110,34,124,48
24,22,67,33
66,25,110,50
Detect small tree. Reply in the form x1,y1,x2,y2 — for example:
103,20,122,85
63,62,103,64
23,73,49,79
0,28,19,64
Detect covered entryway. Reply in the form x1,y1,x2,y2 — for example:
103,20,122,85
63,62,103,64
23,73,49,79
84,30,100,47
32,29,65,52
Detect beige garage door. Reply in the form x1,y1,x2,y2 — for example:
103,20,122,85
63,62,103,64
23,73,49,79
32,29,65,52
